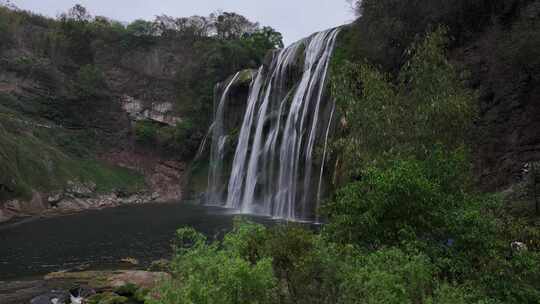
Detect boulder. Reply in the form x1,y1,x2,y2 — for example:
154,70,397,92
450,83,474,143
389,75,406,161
119,257,140,266
511,241,528,252
0,208,14,223
47,192,63,206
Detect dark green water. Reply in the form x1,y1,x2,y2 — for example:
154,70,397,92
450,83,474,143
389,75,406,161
0,203,274,281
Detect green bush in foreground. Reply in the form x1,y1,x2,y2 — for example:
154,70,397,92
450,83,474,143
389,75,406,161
152,187,539,303
149,224,276,304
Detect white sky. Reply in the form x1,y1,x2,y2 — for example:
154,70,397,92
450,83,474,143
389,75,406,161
10,0,356,45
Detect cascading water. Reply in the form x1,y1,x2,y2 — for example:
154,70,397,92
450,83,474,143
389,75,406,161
207,28,340,221
207,72,240,204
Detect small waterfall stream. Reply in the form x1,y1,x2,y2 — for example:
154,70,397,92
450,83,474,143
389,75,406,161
207,28,340,221
207,72,240,204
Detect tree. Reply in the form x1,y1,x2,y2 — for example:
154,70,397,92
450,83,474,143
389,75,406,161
126,19,155,36
212,11,259,40
152,15,213,39
153,14,177,37
58,5,95,64
64,4,91,22
175,16,213,39
248,26,284,49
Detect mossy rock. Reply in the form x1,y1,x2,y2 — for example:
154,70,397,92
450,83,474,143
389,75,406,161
148,259,170,272
235,69,256,86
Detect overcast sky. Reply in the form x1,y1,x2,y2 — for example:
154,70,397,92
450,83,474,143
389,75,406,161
10,0,356,45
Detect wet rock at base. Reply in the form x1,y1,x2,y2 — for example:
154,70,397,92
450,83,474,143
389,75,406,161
30,290,70,304
69,286,96,299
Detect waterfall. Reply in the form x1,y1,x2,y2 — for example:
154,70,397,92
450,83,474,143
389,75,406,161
208,28,340,220
207,72,240,204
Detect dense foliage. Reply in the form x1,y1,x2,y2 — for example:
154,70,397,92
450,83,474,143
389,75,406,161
0,4,282,157
331,28,475,179
151,205,539,303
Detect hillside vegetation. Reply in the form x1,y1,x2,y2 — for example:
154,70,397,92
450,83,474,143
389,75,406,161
0,4,281,204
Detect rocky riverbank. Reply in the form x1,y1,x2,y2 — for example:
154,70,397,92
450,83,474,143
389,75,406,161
0,269,170,304
0,147,189,225
0,181,166,225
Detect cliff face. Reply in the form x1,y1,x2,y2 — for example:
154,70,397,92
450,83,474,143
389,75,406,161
459,2,540,191
0,8,265,222
472,53,540,191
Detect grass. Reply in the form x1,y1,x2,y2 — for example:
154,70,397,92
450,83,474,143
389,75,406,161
1,89,147,201
0,117,145,201
75,159,146,193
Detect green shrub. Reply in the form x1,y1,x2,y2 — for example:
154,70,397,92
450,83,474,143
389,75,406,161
426,284,497,304
114,283,138,297
134,121,158,144
331,27,476,180
76,64,107,97
152,212,540,304
481,251,540,303
323,150,503,278
156,119,194,146
151,224,277,304
337,248,434,304
262,225,325,303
